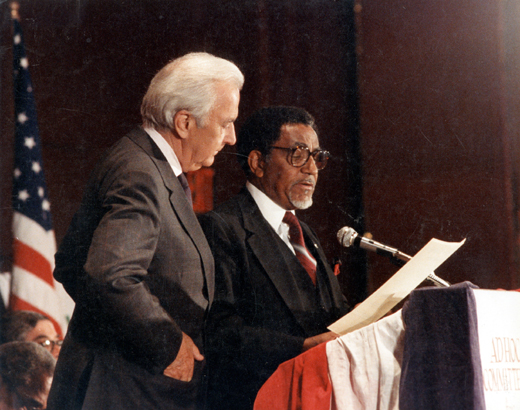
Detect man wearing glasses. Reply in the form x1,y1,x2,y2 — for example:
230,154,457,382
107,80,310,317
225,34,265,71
199,106,350,410
1,311,62,359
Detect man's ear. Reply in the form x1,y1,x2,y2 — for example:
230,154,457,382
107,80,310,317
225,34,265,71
248,150,266,178
174,110,193,139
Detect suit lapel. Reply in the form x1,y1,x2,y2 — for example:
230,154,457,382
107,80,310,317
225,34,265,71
301,222,345,310
237,191,317,323
167,186,215,305
127,129,215,304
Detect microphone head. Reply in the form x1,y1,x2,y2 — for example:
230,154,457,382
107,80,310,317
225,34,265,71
337,226,358,247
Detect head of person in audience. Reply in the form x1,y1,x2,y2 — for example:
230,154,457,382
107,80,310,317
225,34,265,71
2,311,62,359
236,106,330,211
0,341,55,410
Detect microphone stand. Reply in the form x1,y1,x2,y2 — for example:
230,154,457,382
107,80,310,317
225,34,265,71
338,227,451,288
387,250,451,288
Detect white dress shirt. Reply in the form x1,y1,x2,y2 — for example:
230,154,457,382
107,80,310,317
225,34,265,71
144,127,183,177
246,181,296,254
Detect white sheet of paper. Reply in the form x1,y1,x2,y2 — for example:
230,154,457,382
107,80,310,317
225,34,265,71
328,238,466,335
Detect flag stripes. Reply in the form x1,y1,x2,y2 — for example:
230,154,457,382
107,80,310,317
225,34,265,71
9,13,74,337
13,238,54,287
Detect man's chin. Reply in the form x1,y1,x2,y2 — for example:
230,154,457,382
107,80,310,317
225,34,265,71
290,197,313,210
196,157,215,170
204,156,217,166
186,163,203,172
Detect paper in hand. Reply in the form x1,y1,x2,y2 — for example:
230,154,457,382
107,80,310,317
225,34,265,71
328,238,466,335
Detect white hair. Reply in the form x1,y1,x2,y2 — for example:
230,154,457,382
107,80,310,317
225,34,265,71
141,52,244,129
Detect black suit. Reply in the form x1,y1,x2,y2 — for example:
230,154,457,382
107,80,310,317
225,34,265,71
47,129,214,410
198,188,349,410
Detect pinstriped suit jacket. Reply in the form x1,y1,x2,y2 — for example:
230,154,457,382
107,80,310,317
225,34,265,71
48,128,214,410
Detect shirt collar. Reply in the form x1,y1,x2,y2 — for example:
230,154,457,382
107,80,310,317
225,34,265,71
144,127,183,177
246,181,294,233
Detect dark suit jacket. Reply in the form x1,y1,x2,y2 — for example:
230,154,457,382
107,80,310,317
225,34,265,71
198,188,349,410
47,129,214,410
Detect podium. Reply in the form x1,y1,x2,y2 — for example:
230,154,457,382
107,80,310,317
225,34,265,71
254,282,520,410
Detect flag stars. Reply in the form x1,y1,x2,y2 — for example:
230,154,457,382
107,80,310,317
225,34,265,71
18,190,30,202
42,199,50,212
38,187,45,198
17,112,28,124
32,161,41,174
24,137,36,149
20,57,29,69
14,34,21,45
14,168,21,179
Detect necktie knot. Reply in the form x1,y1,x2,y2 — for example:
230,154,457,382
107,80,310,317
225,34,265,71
282,211,301,240
283,211,317,285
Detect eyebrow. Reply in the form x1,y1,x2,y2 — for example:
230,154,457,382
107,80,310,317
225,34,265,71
31,334,54,341
25,398,43,408
16,392,44,408
288,142,308,148
292,143,323,151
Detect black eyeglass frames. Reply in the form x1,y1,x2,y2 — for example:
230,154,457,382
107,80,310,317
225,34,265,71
271,145,330,170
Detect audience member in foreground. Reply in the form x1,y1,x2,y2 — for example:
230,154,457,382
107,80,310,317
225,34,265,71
1,310,62,359
0,341,55,410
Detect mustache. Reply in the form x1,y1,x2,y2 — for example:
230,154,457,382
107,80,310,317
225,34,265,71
293,178,316,188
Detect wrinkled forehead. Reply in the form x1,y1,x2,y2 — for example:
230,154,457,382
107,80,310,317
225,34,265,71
277,123,319,148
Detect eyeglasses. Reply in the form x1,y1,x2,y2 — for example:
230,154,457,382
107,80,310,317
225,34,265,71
271,144,330,170
38,338,63,352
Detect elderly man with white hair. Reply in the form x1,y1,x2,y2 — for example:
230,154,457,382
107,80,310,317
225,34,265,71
47,52,244,410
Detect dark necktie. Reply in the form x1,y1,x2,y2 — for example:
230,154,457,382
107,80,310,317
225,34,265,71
178,173,192,206
283,211,317,285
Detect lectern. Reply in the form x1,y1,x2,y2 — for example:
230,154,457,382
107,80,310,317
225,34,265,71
255,282,520,410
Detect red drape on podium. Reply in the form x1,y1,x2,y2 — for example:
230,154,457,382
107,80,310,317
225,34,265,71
254,342,331,410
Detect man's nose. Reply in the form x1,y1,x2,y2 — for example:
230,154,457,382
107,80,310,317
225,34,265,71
52,344,61,359
301,154,318,175
224,123,236,146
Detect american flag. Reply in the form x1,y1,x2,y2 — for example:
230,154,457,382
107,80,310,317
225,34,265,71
10,14,74,336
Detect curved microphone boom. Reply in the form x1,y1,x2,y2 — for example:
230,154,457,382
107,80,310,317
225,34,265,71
337,226,450,288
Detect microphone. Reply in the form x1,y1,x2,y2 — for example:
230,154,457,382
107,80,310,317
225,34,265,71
337,227,411,265
337,226,450,288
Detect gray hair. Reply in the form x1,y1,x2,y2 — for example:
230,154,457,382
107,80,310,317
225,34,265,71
141,52,244,129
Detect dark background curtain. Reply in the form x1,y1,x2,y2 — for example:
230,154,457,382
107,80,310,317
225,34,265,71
1,0,518,307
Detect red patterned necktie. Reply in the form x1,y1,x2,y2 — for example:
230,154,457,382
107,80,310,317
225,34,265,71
283,211,317,285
